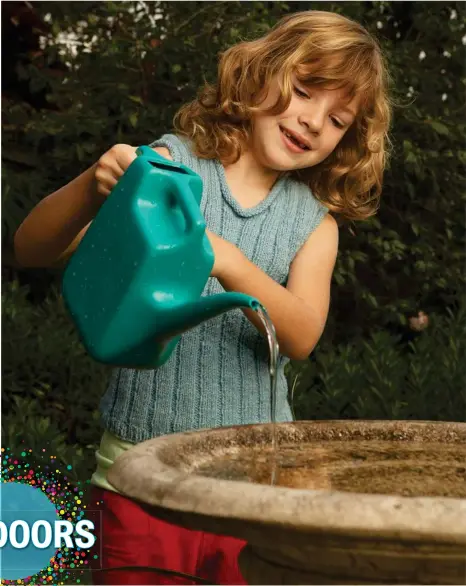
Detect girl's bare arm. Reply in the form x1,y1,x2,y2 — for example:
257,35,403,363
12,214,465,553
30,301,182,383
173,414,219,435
14,164,102,267
14,144,170,268
209,215,339,360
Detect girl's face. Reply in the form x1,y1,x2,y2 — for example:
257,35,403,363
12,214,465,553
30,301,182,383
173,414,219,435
250,75,360,173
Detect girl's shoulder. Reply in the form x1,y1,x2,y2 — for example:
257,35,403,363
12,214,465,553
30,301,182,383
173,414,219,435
283,175,329,222
149,133,207,176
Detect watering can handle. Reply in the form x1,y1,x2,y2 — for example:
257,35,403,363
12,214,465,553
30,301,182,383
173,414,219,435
136,145,205,237
170,175,205,237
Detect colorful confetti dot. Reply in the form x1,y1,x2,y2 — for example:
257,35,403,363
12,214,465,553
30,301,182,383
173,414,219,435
1,446,96,585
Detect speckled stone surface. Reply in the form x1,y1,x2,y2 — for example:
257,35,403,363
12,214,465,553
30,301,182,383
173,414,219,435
107,420,466,584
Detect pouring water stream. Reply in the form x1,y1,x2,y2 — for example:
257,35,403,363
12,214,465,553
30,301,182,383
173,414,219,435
255,305,279,485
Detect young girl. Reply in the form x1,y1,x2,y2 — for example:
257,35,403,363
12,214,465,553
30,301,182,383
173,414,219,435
14,10,391,586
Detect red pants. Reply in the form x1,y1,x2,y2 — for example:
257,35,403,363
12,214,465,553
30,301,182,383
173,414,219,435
89,486,247,585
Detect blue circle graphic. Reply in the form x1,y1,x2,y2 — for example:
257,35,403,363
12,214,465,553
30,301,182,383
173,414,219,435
0,481,59,580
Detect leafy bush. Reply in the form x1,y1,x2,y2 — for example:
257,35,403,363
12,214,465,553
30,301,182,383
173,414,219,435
2,280,111,481
287,298,466,422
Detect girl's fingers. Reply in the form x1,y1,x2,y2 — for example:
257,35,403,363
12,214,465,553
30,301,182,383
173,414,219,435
94,144,137,196
115,146,137,174
97,147,128,178
98,159,124,179
96,185,112,197
95,168,118,196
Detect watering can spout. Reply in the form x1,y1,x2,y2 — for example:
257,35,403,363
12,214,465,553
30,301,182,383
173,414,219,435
163,292,261,336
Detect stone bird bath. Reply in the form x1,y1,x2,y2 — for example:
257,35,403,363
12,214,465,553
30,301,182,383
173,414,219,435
107,420,466,584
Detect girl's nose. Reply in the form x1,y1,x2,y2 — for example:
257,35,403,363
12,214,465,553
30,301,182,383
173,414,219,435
299,106,325,136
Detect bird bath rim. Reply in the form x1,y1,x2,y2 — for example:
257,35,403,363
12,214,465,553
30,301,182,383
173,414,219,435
107,419,466,547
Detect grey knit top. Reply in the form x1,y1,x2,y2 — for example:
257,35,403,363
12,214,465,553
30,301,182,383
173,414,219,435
100,134,328,443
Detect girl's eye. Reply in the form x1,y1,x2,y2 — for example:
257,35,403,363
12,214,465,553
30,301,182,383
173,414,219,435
331,117,345,129
293,86,309,99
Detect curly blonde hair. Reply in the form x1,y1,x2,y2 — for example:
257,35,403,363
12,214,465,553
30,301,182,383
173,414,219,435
174,10,392,221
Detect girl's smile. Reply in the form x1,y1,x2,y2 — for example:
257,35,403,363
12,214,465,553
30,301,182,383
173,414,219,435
250,76,360,176
279,125,313,153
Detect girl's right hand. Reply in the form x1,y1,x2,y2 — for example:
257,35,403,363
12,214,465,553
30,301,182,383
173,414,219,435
94,144,138,197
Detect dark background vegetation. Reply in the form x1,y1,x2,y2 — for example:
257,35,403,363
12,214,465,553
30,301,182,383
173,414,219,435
2,1,465,489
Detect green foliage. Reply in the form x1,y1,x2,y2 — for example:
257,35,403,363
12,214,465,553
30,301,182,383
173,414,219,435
3,1,465,342
288,300,466,422
2,280,111,481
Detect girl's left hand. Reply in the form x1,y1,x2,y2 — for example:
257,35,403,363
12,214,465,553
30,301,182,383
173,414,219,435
205,229,239,279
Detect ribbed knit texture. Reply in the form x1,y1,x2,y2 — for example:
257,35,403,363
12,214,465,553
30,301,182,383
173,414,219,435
100,134,328,442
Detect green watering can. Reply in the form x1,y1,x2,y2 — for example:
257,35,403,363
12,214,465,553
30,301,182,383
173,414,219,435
62,146,260,369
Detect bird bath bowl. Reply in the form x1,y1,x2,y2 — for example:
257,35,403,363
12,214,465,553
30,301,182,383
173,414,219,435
108,420,466,584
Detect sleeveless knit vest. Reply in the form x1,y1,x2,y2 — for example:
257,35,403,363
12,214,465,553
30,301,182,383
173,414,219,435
100,134,328,443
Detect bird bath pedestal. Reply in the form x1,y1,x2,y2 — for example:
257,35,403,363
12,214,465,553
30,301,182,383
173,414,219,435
108,420,466,584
